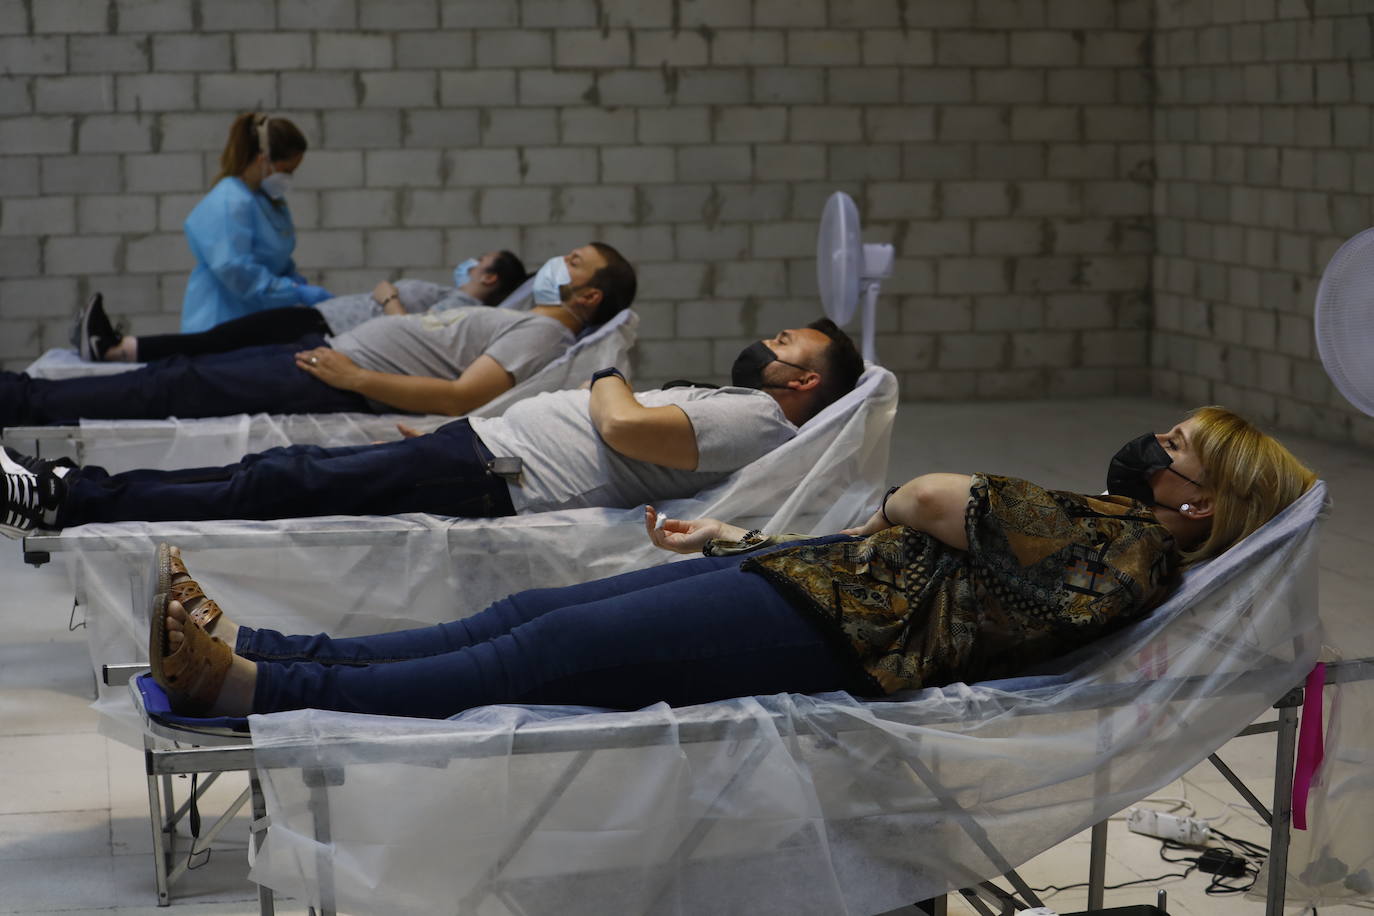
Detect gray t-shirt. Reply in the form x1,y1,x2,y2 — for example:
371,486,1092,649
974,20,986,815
316,284,481,336
469,386,798,513
329,305,574,384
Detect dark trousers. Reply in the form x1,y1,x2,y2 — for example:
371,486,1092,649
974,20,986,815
58,419,514,526
137,307,331,362
0,335,368,427
241,545,858,718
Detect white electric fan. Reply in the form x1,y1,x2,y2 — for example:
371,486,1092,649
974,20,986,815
1314,227,1374,419
816,191,895,364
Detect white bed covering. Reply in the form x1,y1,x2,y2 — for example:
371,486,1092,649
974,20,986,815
9,309,637,473
242,482,1328,915
51,365,897,730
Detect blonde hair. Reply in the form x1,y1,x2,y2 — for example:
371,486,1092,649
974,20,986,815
214,113,307,184
1184,406,1318,565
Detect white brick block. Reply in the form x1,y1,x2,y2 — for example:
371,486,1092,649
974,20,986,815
446,148,521,186
317,32,394,69
556,29,631,68
974,220,1045,256
199,74,278,111
561,107,635,144
40,154,121,194
395,31,472,69
0,76,27,114
117,0,194,31
753,68,825,104
0,237,41,277
864,30,936,65
33,0,106,33
479,188,552,225
561,187,635,223
1010,31,1081,66
324,110,402,148
474,30,550,68
676,69,751,105
1017,181,1082,215
828,144,901,180
638,107,710,143
976,69,1046,104
1011,106,1079,142
360,71,436,108
279,0,357,29
867,106,936,141
599,145,673,183
0,278,79,320
0,0,26,33
367,228,442,267
712,31,785,66
755,0,825,26
901,295,973,332
636,30,709,67
746,220,811,258
939,332,1007,369
519,69,594,106
234,33,313,71
1012,330,1075,367
123,153,203,192
903,221,972,257
597,70,674,107
289,150,362,190
35,75,113,113
43,235,118,275
405,110,481,147
755,143,826,180
939,31,1008,66
521,147,598,185
199,0,274,30
402,189,476,227
865,181,936,220
676,145,751,182
830,66,900,104
713,261,785,298
116,74,194,112
1,196,75,235
156,192,201,232
483,108,557,146
674,224,748,260
359,149,439,186
790,106,863,142
521,0,598,26
152,34,232,72
78,114,154,153
675,0,750,26
446,226,520,263
902,68,974,104
77,194,156,234
359,0,437,29
1084,106,1151,141
321,189,397,228
69,35,149,73
975,143,1046,179
595,225,674,261
788,30,862,65
939,106,1009,141
640,184,713,222
441,69,516,106
523,226,597,262
294,229,365,269
125,232,192,272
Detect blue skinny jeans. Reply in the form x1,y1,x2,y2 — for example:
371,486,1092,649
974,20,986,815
239,542,861,718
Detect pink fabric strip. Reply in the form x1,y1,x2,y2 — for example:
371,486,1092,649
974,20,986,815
1292,662,1327,831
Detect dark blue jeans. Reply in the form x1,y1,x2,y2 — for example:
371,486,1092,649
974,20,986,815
240,545,860,718
0,335,367,426
58,419,514,525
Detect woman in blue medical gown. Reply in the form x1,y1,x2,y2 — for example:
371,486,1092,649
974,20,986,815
180,112,331,333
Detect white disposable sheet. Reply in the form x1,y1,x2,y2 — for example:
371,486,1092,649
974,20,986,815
54,365,897,734
243,483,1328,915
9,309,636,473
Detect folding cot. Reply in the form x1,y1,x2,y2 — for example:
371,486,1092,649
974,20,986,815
4,306,636,473
115,482,1351,915
25,364,899,734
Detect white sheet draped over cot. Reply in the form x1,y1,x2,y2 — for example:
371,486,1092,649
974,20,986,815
242,482,1328,915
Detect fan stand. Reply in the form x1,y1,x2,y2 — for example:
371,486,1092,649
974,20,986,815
858,244,894,364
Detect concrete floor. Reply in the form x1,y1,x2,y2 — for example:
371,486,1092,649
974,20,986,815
1,395,1370,915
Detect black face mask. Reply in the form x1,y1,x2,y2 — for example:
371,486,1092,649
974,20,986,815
1106,433,1203,509
730,341,810,390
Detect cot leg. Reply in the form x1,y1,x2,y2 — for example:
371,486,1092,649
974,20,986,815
1264,701,1300,916
1087,819,1108,909
303,767,340,916
145,746,172,906
249,771,275,916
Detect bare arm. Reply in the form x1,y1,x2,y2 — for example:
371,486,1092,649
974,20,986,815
588,374,699,470
295,348,514,416
373,280,405,315
842,473,974,550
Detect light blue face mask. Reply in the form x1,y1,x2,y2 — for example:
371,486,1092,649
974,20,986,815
532,255,572,305
452,257,480,288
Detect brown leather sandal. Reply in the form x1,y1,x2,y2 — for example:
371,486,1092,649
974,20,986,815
167,547,223,632
148,543,232,716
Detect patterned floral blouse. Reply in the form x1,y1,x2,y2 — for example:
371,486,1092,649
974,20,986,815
742,474,1179,695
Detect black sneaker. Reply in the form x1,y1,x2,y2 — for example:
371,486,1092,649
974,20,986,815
73,292,120,362
0,447,70,538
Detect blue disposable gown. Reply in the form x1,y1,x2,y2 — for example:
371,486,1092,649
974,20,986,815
181,177,303,332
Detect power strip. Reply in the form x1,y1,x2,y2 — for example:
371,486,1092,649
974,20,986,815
1126,806,1213,846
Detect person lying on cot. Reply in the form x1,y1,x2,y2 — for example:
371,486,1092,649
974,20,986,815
0,320,864,536
1,243,634,428
75,250,528,363
141,406,1317,719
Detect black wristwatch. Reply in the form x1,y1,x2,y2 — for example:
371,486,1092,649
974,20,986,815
591,366,626,386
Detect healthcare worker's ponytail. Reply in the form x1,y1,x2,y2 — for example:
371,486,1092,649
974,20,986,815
215,113,308,184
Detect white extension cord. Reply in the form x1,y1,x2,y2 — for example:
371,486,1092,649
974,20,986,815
1126,806,1213,846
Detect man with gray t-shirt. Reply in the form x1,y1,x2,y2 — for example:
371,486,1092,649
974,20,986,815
2,320,864,535
0,242,635,428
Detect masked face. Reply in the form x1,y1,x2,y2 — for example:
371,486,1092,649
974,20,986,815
452,257,480,288
730,340,811,390
1106,432,1203,509
532,256,573,306
259,168,292,200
